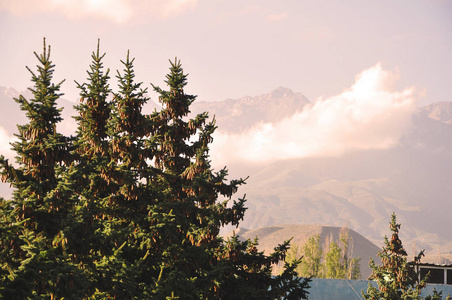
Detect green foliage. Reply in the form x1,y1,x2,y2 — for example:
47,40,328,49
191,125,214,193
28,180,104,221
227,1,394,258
298,235,323,278
0,39,84,300
423,289,452,300
338,228,361,280
0,40,310,299
362,213,427,300
425,288,443,300
325,241,344,279
285,228,361,280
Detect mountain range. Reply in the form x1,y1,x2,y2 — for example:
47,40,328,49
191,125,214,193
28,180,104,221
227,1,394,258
1,86,451,258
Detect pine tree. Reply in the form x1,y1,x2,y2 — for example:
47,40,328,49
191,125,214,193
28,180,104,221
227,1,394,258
96,50,157,298
0,39,88,299
362,213,426,300
0,42,311,299
71,40,126,297
147,58,310,299
71,44,153,298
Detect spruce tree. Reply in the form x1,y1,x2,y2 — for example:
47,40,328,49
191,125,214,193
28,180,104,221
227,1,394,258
362,213,426,300
147,58,310,299
98,50,157,298
0,39,87,299
71,41,123,297
0,42,311,299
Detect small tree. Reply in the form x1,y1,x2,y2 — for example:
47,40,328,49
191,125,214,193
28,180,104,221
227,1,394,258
362,213,426,300
324,241,344,279
425,288,443,300
299,235,323,278
338,227,361,280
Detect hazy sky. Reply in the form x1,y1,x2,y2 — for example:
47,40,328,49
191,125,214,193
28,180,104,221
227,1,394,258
1,2,451,248
1,0,451,105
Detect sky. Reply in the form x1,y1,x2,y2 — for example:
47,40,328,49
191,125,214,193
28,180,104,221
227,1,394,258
1,1,452,248
0,0,451,106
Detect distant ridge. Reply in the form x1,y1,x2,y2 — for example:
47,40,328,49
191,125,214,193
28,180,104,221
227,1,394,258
421,102,452,125
190,87,310,132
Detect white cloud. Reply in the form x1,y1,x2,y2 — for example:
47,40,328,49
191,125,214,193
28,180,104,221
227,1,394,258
210,63,416,164
0,127,17,162
0,0,198,23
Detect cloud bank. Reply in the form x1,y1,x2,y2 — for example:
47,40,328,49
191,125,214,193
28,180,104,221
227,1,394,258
0,0,198,23
210,63,416,164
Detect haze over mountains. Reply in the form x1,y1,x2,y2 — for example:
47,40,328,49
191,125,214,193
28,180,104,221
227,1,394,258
188,77,452,255
1,74,451,256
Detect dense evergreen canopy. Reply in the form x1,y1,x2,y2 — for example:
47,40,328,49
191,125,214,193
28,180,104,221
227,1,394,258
0,40,310,299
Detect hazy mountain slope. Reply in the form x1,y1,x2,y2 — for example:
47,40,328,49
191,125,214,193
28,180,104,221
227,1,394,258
191,88,452,254
234,129,452,234
227,126,452,252
225,224,380,279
